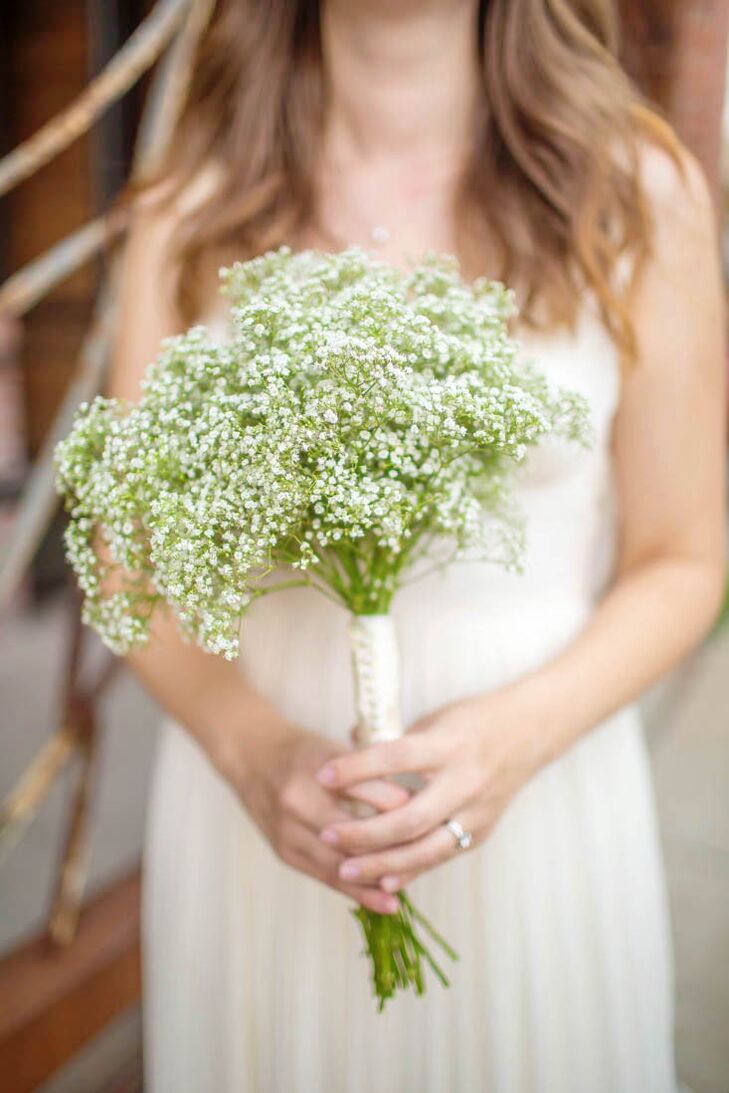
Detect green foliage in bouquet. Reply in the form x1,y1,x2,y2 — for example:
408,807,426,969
56,246,589,655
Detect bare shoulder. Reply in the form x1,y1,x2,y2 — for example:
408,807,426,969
119,157,226,314
128,157,225,236
620,132,725,383
635,135,716,246
110,159,226,396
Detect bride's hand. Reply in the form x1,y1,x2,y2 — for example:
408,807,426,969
215,715,409,914
314,688,546,892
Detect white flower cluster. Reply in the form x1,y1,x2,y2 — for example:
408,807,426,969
55,246,590,658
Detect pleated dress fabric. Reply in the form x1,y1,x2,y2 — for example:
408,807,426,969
142,290,679,1093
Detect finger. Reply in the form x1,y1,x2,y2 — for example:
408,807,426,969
286,830,400,915
321,773,464,854
293,783,360,833
343,778,411,812
317,733,447,789
293,776,407,835
340,881,400,915
336,817,478,886
289,823,345,872
293,821,401,899
379,871,416,894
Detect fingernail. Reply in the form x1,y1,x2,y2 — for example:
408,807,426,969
317,765,336,785
381,875,400,893
320,828,339,846
339,862,360,880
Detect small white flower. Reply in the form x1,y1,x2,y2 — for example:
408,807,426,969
54,246,590,655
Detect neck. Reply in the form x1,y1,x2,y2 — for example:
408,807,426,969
320,0,481,167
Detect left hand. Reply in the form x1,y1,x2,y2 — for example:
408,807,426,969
316,687,548,893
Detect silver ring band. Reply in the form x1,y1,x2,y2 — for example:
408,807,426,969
444,818,473,850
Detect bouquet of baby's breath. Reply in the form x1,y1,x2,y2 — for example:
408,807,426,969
55,246,589,1009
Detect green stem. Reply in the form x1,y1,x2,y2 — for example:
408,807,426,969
353,894,457,1011
249,577,310,597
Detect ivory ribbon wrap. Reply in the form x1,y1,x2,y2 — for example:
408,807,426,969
348,614,403,748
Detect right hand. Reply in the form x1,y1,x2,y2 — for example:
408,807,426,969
215,713,409,915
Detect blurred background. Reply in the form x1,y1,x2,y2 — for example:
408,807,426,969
0,2,728,1091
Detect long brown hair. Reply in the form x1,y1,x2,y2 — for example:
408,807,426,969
120,0,686,366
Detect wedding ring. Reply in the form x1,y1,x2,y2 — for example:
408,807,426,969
444,818,473,851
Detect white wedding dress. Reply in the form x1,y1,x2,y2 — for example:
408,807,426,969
142,283,679,1092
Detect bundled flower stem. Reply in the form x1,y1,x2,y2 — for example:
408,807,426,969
55,246,590,1009
354,891,458,1009
347,610,458,1008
